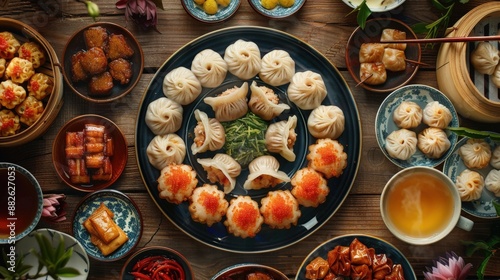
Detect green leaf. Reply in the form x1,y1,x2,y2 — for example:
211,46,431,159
476,252,493,280
411,22,430,34
54,234,66,260
55,247,73,269
462,240,490,256
56,267,81,277
493,200,500,216
446,127,500,141
356,1,371,30
430,0,447,10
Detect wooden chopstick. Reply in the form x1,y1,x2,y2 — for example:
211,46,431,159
380,34,500,44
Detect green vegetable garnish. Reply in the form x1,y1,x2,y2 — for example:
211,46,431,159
222,112,268,168
446,127,500,141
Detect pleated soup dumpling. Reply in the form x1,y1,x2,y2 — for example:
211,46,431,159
188,184,229,226
191,49,227,88
384,128,417,161
145,97,183,135
307,138,348,179
485,169,500,197
359,62,387,85
393,101,422,129
287,70,327,110
422,101,453,129
259,49,295,86
417,127,451,159
243,155,291,190
162,66,202,105
381,28,407,50
455,169,484,201
265,115,297,162
470,42,500,75
260,190,301,229
197,153,242,193
358,43,385,63
458,139,492,169
382,48,406,72
157,163,198,204
204,82,248,122
248,81,290,121
290,167,329,207
307,105,345,139
224,39,261,80
224,196,264,238
146,134,186,170
490,145,500,169
191,109,225,155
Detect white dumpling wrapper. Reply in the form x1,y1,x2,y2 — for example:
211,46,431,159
485,169,500,197
259,50,295,86
191,49,227,88
307,105,345,139
393,101,422,129
243,155,291,190
265,115,297,162
417,127,451,159
146,134,186,170
224,39,261,80
204,82,248,122
490,145,500,169
163,66,202,105
422,101,452,129
458,139,492,169
191,109,225,155
287,70,327,110
197,153,242,193
248,81,290,121
471,42,500,75
456,169,484,201
385,128,417,160
145,97,183,135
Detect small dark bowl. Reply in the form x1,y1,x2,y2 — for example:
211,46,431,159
52,114,128,192
62,22,144,103
248,0,306,19
181,0,241,23
121,246,194,279
212,263,288,280
345,18,421,93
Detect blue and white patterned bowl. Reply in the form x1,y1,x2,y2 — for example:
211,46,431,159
181,0,241,23
71,189,143,262
248,0,306,18
342,0,406,12
375,84,459,168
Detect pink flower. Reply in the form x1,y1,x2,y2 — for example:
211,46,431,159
116,0,159,32
42,194,67,223
424,252,473,280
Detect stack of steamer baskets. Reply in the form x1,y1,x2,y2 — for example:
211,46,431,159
436,2,500,123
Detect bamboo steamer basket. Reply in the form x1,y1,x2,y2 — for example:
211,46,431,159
436,2,500,123
0,18,63,147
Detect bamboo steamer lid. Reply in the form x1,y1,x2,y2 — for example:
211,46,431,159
436,2,500,123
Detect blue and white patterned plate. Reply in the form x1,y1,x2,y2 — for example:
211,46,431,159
341,0,406,12
375,84,459,168
181,0,241,23
72,189,143,262
443,137,500,219
248,0,306,18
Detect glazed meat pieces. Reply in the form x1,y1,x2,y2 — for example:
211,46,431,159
106,33,134,61
89,72,113,96
70,51,88,82
108,58,132,85
84,26,109,49
80,47,108,76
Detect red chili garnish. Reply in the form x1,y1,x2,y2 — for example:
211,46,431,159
130,255,186,280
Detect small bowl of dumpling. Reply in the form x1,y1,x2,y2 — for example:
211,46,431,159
248,0,306,19
345,18,421,93
375,84,459,168
181,0,241,23
443,136,500,219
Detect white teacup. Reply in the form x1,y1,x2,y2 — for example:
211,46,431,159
380,166,473,245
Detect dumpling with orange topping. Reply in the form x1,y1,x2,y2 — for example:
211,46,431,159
260,190,301,229
28,73,54,100
0,80,26,109
5,57,35,84
291,167,329,207
307,138,347,179
0,32,20,59
157,163,198,204
16,95,44,126
224,196,263,238
18,42,46,69
188,184,228,226
0,109,20,136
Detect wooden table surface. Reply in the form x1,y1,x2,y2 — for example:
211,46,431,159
2,0,500,279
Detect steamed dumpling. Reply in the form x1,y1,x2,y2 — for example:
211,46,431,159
147,134,186,170
224,39,261,80
417,127,451,159
393,101,422,129
287,71,327,110
385,128,417,160
307,138,348,179
204,82,248,122
265,115,297,162
485,169,500,197
307,105,345,139
470,42,500,75
422,101,452,129
359,43,385,63
189,184,228,226
191,109,225,155
259,50,295,86
456,169,484,201
490,146,500,169
145,97,183,135
163,66,202,105
191,49,227,88
458,139,492,169
243,155,291,190
248,81,290,121
491,64,500,88
197,153,242,193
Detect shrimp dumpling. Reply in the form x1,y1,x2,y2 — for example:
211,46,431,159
382,48,406,72
191,109,225,155
385,128,417,160
417,127,451,159
265,115,297,162
490,146,500,169
458,139,491,169
162,66,202,105
359,43,385,63
145,97,183,135
197,153,242,193
243,155,291,190
224,39,261,80
470,42,500,75
422,101,453,129
456,169,484,201
360,62,387,85
307,105,345,139
485,169,500,197
287,71,327,110
393,101,422,129
191,49,227,88
204,82,248,122
146,134,186,170
380,29,407,50
248,81,290,121
259,50,295,86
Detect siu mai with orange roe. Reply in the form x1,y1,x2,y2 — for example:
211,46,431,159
189,184,228,227
260,190,301,229
224,196,263,238
307,138,347,179
157,163,198,204
291,167,329,207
